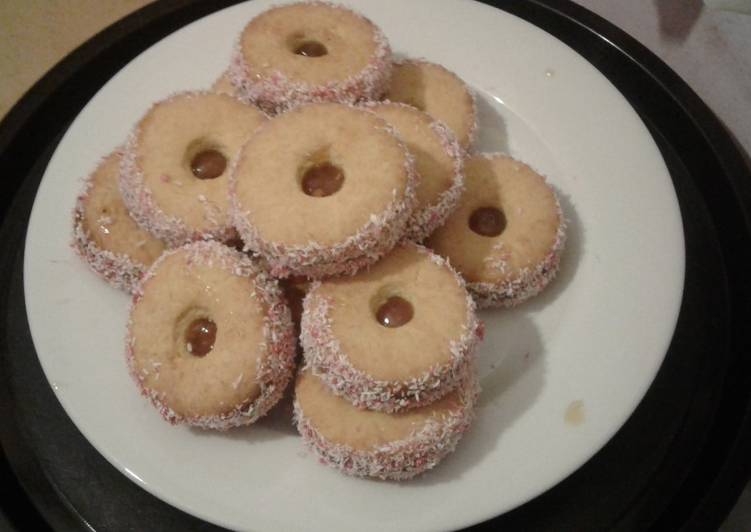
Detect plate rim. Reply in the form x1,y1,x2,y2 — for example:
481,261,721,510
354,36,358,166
23,0,687,528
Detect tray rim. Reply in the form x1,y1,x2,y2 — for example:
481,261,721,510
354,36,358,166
1,0,750,530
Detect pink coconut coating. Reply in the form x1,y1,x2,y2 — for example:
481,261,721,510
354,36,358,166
293,367,480,481
467,152,567,309
405,119,465,242
71,150,157,294
229,111,419,280
468,222,565,308
300,244,484,412
229,1,392,115
118,90,263,247
125,240,297,430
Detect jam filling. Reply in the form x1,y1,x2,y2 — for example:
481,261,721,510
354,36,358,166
469,207,506,237
295,41,328,57
191,149,226,180
376,296,414,328
301,162,344,197
185,318,217,357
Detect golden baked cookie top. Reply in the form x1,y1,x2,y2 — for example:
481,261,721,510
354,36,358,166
300,242,481,412
120,91,267,245
239,2,387,86
386,59,477,150
428,154,565,297
231,102,417,278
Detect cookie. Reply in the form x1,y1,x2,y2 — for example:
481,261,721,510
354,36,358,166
126,241,296,430
386,59,477,150
366,102,464,242
119,91,267,247
428,154,565,308
300,242,482,412
294,367,479,480
72,150,165,294
230,102,417,279
229,2,392,114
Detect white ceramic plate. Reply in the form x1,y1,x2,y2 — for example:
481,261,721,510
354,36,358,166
24,1,685,530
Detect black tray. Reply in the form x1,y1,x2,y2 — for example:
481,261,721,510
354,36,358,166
2,1,751,530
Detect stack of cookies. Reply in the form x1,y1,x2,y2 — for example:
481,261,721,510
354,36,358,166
71,1,567,480
295,242,482,479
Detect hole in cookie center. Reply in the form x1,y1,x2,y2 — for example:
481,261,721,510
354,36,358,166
190,149,226,180
185,318,217,357
376,296,414,328
294,40,328,57
301,162,344,197
469,207,507,237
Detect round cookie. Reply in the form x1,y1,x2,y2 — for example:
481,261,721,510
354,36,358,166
126,241,296,430
365,102,464,242
428,154,566,308
229,2,392,114
385,59,477,150
300,242,482,412
230,102,417,279
72,150,165,294
294,367,479,480
119,91,267,247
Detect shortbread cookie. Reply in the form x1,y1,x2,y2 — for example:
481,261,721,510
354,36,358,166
294,367,479,480
72,150,165,294
301,242,482,412
230,2,392,113
428,154,565,308
231,102,417,279
119,91,267,246
386,59,477,150
126,241,296,430
366,102,464,242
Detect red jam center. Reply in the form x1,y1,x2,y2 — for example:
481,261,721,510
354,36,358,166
190,149,226,180
185,318,217,357
301,162,344,197
469,207,506,237
376,296,414,328
295,41,328,57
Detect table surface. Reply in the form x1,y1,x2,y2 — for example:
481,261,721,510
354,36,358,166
1,1,749,530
